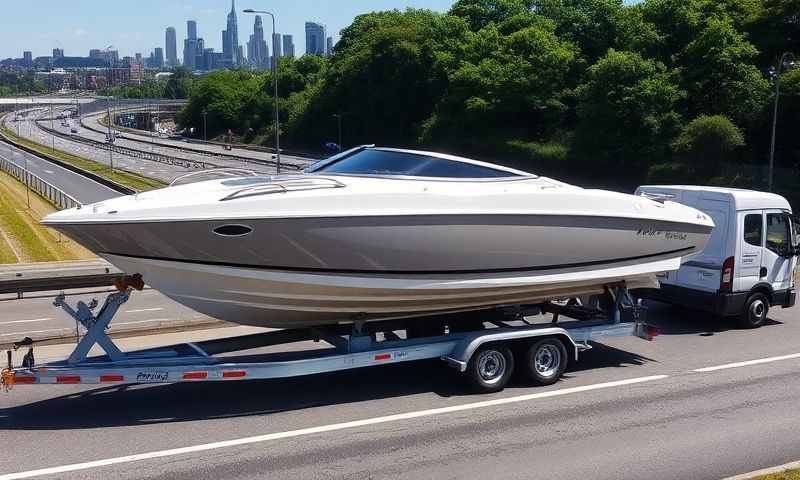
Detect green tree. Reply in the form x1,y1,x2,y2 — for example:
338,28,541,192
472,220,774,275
671,114,745,177
449,0,536,31
573,49,685,180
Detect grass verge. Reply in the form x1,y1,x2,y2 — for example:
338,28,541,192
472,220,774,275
752,468,800,480
1,125,166,192
0,170,94,263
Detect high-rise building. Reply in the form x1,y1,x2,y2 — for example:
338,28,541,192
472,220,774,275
154,47,164,68
52,48,64,59
247,15,268,68
165,27,178,67
272,33,282,59
184,20,200,70
223,0,240,65
282,34,295,58
326,36,333,57
305,22,326,56
23,51,32,66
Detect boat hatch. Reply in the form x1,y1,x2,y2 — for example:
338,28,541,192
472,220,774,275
220,177,346,201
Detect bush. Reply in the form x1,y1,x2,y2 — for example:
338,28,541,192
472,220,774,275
672,115,745,177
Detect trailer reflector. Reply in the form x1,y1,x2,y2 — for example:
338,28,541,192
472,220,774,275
14,376,37,384
222,371,246,378
183,371,208,380
56,375,81,384
374,353,391,361
100,375,124,382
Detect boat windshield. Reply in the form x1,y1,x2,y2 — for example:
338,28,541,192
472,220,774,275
308,148,522,178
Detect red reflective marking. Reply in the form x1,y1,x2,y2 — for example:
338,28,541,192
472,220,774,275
56,375,81,384
222,371,246,378
374,353,391,361
100,375,124,382
15,376,37,384
182,371,208,380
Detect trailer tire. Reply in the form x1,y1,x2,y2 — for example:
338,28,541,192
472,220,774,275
466,344,514,393
737,292,769,329
520,338,567,386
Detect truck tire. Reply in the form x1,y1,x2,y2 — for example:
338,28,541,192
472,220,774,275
738,292,769,329
466,344,514,393
520,338,567,386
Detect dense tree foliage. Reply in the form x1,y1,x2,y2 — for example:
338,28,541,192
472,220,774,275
179,0,800,201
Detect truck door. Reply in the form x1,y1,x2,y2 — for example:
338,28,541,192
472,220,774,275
737,211,764,292
763,210,793,292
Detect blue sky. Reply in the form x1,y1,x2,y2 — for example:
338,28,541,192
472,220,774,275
1,0,456,60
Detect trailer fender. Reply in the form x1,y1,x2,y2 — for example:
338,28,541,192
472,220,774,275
442,327,578,372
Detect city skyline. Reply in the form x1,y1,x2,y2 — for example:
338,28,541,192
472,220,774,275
0,0,454,60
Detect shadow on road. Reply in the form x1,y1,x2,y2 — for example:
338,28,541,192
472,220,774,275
643,301,784,336
0,342,652,430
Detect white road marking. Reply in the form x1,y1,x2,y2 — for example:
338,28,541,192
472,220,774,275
124,308,163,314
0,318,53,326
693,352,800,372
0,375,667,480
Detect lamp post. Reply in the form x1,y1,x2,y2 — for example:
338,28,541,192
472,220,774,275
768,52,795,192
49,102,55,153
332,113,343,151
243,8,281,173
106,95,114,172
202,109,208,142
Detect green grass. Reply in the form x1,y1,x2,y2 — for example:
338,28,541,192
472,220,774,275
0,183,57,262
0,234,18,263
1,126,166,192
752,468,800,480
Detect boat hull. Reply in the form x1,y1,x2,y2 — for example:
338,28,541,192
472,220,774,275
103,252,670,328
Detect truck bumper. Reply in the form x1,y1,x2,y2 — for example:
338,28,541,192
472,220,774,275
637,284,746,317
639,285,796,316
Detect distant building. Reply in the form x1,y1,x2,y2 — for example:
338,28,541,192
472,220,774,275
23,51,32,66
154,48,164,68
203,48,224,71
247,15,268,68
90,49,118,65
184,20,200,70
305,22,326,56
129,62,143,85
223,0,241,65
165,27,178,67
52,48,64,59
282,34,295,58
326,36,333,57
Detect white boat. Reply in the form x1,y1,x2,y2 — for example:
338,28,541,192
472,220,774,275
42,147,714,328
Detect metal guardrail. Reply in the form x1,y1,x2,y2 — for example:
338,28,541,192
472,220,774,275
0,155,80,210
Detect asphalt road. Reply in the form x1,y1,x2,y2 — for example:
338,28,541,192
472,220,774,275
0,121,118,204
1,302,799,479
0,287,212,343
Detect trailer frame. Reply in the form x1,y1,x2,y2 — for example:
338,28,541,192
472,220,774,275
2,285,656,393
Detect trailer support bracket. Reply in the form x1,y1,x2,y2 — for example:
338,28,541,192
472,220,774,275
54,290,130,365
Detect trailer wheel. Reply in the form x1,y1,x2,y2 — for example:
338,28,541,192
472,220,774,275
737,292,769,329
466,344,514,393
520,338,567,386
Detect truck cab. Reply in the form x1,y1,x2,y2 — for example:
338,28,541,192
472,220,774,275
634,186,798,328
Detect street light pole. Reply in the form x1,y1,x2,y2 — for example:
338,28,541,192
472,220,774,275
202,109,208,142
768,52,795,192
333,113,343,151
50,102,55,153
106,95,114,172
243,8,281,173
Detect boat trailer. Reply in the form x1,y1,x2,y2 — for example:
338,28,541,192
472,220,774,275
3,280,658,394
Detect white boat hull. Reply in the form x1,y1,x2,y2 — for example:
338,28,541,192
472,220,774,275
103,253,667,328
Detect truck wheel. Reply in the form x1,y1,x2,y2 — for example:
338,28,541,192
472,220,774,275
738,293,770,329
466,344,514,393
521,338,567,386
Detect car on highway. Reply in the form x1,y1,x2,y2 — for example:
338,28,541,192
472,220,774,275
635,185,798,328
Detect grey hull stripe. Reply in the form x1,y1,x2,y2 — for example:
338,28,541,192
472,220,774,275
100,246,696,276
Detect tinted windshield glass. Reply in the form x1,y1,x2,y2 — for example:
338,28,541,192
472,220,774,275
314,149,519,178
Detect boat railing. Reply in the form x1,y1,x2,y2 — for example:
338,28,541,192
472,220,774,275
220,177,346,201
169,168,260,187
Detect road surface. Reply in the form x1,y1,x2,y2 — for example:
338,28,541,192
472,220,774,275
1,302,799,479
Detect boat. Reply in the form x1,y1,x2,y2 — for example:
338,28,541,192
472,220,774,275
41,146,714,328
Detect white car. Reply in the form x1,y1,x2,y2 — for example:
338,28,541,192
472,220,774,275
635,185,798,328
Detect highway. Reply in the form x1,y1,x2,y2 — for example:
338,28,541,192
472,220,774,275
0,124,119,204
1,301,799,479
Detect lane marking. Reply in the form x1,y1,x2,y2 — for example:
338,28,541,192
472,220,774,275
0,375,667,480
693,353,800,372
0,318,53,326
124,308,163,314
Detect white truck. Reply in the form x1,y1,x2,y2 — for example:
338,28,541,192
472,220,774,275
635,185,798,328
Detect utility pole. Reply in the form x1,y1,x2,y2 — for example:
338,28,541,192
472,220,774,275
202,109,208,142
49,102,55,152
768,52,795,192
106,96,114,172
333,113,343,151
